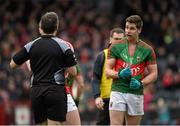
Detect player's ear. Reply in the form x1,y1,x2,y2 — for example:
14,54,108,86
138,28,142,34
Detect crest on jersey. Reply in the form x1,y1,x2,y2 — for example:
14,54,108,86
137,56,141,62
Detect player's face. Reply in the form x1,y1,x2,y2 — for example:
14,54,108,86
110,32,124,45
125,22,141,42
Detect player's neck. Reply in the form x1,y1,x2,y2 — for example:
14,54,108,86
128,38,139,45
128,40,137,46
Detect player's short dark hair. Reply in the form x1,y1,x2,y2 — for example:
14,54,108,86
126,15,143,29
40,12,59,34
110,28,125,38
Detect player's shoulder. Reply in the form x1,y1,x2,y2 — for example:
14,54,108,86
138,40,154,51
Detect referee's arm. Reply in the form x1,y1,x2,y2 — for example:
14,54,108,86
10,47,29,69
64,49,78,76
92,52,105,99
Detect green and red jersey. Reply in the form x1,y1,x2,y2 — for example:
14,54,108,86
108,40,156,95
65,65,81,94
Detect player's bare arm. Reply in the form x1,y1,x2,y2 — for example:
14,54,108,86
106,58,118,79
141,64,158,86
67,66,77,77
75,74,84,98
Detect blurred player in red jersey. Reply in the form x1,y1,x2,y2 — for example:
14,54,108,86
65,64,84,125
64,42,84,125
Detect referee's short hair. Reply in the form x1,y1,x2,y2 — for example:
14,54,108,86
40,12,59,34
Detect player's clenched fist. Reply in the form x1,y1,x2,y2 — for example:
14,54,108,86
118,66,132,79
130,78,143,89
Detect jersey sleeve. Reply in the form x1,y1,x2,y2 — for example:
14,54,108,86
13,44,31,65
107,44,118,59
66,41,75,52
76,64,81,74
64,49,77,67
13,40,37,65
146,48,157,65
62,41,77,67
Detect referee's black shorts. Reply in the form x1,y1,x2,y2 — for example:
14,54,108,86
30,85,67,124
96,99,110,125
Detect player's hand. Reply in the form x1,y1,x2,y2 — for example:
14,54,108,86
118,66,132,79
130,78,142,89
66,75,74,85
95,97,104,110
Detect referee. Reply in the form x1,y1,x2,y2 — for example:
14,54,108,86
10,12,77,125
92,28,125,125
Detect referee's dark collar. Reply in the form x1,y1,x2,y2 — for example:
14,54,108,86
41,34,56,38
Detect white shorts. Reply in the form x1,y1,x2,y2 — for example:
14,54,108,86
67,94,77,112
109,91,144,116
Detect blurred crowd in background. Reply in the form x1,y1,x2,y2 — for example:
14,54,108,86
0,0,180,124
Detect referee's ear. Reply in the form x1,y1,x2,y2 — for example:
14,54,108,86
38,22,43,35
